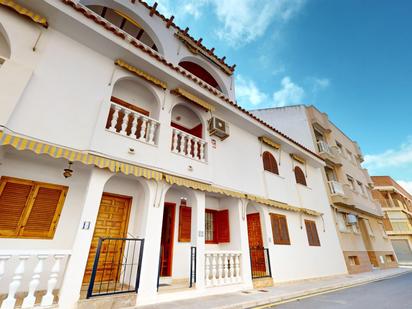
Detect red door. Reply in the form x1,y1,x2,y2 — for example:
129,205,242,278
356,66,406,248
247,213,266,275
160,203,176,276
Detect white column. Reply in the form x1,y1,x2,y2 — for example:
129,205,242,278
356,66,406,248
187,136,193,158
147,121,157,144
0,255,10,281
120,109,130,135
179,132,186,155
193,139,199,159
139,117,148,141
130,113,138,138
172,129,179,153
41,255,65,306
109,105,120,132
217,253,224,285
58,168,112,309
1,255,29,309
200,141,206,162
22,255,48,308
223,253,229,284
192,191,206,290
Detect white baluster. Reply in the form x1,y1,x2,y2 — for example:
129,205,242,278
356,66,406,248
130,112,138,138
22,255,48,308
1,255,29,309
217,254,224,285
187,136,193,158
147,121,157,144
211,254,217,286
41,255,65,306
120,109,130,135
179,133,186,155
235,254,241,283
172,129,179,153
223,253,229,284
0,255,10,282
138,117,148,141
109,105,120,132
193,138,199,159
205,254,211,287
200,141,206,162
229,254,235,283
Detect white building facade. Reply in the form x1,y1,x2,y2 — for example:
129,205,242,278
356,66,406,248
0,1,347,308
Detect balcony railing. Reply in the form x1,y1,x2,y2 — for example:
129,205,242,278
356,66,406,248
328,181,345,196
0,250,71,308
385,219,412,233
107,102,160,145
205,251,242,287
171,128,207,162
317,141,333,156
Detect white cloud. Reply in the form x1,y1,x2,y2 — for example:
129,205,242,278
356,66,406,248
364,137,412,170
272,76,305,107
236,75,268,106
312,78,330,92
153,0,306,46
396,180,412,195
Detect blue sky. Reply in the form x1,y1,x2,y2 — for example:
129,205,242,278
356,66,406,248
149,0,412,192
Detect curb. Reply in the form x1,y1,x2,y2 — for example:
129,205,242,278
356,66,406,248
218,269,411,309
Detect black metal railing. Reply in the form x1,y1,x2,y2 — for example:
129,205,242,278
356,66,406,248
249,248,272,279
189,246,197,288
87,237,144,298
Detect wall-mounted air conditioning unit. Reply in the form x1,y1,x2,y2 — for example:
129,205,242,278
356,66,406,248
346,213,358,225
208,117,229,140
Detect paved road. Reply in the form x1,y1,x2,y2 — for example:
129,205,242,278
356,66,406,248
272,272,412,309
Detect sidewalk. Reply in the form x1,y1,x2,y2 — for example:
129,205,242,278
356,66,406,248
136,268,411,309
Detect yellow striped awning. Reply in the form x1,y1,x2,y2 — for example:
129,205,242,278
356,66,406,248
171,88,215,112
259,136,280,150
0,0,48,28
291,154,306,164
0,132,163,181
115,59,167,90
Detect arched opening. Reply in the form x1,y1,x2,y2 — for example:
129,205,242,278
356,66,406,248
294,166,307,186
171,104,203,138
106,78,160,144
179,61,222,92
84,3,160,52
262,151,279,175
0,23,11,59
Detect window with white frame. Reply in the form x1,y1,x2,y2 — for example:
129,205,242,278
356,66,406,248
364,219,374,237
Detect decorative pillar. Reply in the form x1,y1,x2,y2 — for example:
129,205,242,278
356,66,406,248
1,255,29,309
22,254,48,308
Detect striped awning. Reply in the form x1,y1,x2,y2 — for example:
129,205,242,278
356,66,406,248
259,136,280,150
291,154,306,164
115,59,167,90
171,88,215,112
0,0,48,28
0,132,163,181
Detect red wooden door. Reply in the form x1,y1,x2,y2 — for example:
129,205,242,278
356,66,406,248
247,213,266,275
160,203,176,276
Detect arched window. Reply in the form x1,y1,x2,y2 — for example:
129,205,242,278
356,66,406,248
262,151,279,175
179,61,222,92
294,166,306,186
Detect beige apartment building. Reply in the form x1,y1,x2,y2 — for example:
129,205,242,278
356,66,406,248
372,176,412,265
252,105,398,274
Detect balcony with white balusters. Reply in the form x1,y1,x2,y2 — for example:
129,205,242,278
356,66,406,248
106,101,160,146
204,251,242,287
171,128,207,162
0,250,71,309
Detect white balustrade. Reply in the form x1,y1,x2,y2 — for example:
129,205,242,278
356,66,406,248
0,251,71,309
328,180,345,196
107,102,160,145
317,140,333,156
204,251,242,287
171,128,207,162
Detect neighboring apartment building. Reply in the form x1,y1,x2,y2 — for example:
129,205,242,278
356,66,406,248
0,1,347,308
372,176,412,265
252,105,398,274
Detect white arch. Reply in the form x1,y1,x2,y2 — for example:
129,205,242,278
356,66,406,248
79,0,165,55
178,55,229,95
0,22,11,59
170,102,207,138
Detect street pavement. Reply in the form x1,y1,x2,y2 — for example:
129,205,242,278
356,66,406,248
271,271,412,309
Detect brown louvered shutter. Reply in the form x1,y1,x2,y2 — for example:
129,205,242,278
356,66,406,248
279,215,290,245
305,219,320,246
0,178,34,237
270,214,281,244
294,166,307,186
20,185,67,238
178,205,192,242
217,209,230,243
263,151,279,174
271,213,290,245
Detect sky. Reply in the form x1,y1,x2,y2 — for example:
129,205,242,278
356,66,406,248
148,0,412,193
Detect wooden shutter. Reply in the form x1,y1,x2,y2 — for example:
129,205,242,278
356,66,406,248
0,176,68,239
178,205,192,242
294,166,307,186
217,209,230,243
270,213,290,245
305,219,320,246
263,151,279,174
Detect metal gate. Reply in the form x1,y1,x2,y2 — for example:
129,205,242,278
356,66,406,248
87,237,144,298
391,239,412,264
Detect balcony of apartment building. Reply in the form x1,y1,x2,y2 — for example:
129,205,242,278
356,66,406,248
383,212,412,235
314,131,342,167
307,106,332,134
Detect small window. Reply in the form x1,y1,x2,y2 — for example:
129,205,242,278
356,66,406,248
357,181,366,195
262,151,279,175
386,254,396,263
348,255,360,266
270,213,290,245
0,176,68,239
294,166,306,186
336,142,344,155
305,219,320,246
347,175,356,191
205,209,230,244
